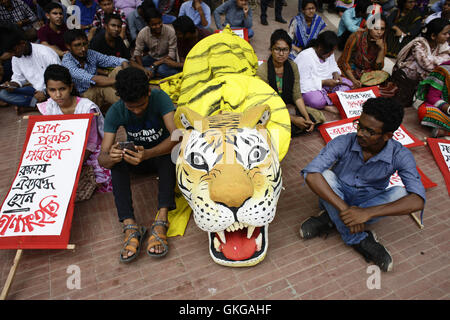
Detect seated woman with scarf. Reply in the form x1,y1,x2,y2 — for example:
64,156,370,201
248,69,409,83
37,64,112,200
295,30,352,114
385,0,423,58
392,18,450,108
287,0,326,60
337,14,387,89
415,61,450,137
256,29,325,136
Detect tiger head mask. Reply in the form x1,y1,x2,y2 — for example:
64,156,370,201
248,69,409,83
174,104,282,267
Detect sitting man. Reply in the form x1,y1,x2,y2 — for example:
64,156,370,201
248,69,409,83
0,0,38,31
165,15,211,70
62,28,129,113
37,2,68,58
178,0,212,30
299,97,426,272
133,6,178,79
98,67,178,263
0,24,60,114
213,0,253,38
91,0,127,40
90,13,131,59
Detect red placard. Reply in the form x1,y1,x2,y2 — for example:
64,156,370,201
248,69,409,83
214,28,249,42
427,138,450,196
0,114,93,249
318,116,425,148
328,86,381,119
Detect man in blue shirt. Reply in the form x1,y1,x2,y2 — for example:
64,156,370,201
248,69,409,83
62,28,129,113
213,0,253,38
300,97,426,272
179,0,211,29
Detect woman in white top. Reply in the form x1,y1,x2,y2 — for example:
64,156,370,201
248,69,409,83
294,30,352,114
37,64,112,200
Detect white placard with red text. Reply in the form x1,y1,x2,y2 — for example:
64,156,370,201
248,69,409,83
0,118,89,237
336,90,377,118
319,117,424,148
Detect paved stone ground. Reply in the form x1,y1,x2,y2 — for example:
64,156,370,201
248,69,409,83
0,1,449,300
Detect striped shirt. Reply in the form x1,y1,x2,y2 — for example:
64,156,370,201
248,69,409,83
92,7,127,29
0,0,37,27
62,49,127,94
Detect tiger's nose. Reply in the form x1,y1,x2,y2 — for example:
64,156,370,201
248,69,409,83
209,164,254,208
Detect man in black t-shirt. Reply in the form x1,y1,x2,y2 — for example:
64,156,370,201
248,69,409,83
89,13,130,59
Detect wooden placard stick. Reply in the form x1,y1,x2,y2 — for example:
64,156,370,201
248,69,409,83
0,244,75,300
410,212,424,229
0,249,23,300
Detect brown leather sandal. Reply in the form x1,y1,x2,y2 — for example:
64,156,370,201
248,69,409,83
146,220,169,258
120,224,147,263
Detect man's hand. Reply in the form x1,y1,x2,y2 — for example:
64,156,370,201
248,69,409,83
349,223,365,234
1,81,20,92
194,0,202,11
34,91,47,102
122,145,145,165
108,142,125,164
340,206,371,227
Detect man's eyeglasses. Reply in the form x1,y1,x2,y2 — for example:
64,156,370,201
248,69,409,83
352,119,383,137
272,47,290,54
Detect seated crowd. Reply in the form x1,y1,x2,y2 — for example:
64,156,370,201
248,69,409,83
0,0,447,272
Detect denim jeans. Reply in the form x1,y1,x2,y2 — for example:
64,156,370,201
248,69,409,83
0,86,36,107
318,169,408,245
142,55,180,79
111,154,176,222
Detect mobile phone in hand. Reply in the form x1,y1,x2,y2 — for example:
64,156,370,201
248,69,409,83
118,141,137,152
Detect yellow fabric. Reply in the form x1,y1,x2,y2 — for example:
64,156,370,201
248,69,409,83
166,185,192,237
162,26,291,238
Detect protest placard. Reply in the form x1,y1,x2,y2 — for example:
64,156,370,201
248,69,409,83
319,117,425,148
336,89,377,118
0,114,93,249
427,138,450,196
215,28,249,41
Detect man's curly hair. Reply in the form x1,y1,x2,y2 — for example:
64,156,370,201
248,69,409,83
362,97,404,133
115,67,149,102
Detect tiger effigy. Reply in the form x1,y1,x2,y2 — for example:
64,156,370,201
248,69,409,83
164,26,291,267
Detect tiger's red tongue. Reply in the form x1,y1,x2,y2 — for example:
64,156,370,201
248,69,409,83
220,228,260,261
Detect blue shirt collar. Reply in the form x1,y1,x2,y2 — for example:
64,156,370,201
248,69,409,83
351,134,395,164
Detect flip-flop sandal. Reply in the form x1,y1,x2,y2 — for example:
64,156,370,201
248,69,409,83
147,220,169,258
120,224,147,263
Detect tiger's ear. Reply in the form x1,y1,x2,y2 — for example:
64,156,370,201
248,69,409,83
241,104,271,129
174,106,205,131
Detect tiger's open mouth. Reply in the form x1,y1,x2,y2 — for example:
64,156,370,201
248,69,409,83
208,223,267,267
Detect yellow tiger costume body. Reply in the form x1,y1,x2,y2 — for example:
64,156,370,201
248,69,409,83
167,27,291,267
